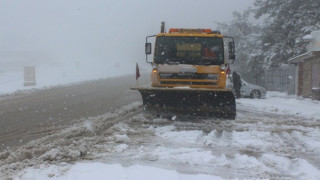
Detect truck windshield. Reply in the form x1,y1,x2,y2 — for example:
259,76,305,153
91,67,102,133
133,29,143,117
154,36,224,65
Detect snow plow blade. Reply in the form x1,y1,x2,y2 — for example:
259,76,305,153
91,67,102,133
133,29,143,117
131,87,236,119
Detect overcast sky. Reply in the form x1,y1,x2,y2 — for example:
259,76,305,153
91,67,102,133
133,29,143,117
0,0,254,73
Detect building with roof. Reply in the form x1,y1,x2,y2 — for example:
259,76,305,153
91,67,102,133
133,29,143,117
288,31,320,99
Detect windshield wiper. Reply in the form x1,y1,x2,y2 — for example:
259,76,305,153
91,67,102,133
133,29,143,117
195,58,222,65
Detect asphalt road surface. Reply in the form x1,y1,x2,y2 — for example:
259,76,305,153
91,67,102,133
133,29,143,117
0,74,149,152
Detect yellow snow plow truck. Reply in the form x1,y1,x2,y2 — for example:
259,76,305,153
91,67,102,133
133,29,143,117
131,22,236,119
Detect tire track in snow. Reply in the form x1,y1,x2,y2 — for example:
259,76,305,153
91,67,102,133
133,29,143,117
1,104,320,179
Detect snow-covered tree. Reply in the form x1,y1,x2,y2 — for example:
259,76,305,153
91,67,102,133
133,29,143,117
218,0,320,85
252,0,320,66
217,10,264,82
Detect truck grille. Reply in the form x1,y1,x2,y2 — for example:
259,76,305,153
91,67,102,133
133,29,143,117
159,73,218,80
160,81,217,85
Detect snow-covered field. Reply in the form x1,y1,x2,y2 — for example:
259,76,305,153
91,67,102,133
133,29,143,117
0,63,136,95
1,68,320,179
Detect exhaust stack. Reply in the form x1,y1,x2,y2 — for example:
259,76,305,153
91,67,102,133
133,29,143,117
161,21,165,33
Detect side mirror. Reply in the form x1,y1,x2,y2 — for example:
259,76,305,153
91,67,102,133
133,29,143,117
228,41,235,60
145,43,152,55
228,42,234,53
229,54,236,60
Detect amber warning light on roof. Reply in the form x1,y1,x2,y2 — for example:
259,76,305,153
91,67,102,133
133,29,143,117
169,28,212,34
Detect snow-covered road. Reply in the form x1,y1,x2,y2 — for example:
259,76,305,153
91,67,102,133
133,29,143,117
1,92,320,180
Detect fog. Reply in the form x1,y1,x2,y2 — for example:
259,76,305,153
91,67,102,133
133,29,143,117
0,0,254,77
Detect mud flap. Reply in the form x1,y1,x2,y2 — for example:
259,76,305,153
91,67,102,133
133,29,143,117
134,88,236,119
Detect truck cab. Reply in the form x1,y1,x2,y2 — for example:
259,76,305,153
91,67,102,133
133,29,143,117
145,28,235,90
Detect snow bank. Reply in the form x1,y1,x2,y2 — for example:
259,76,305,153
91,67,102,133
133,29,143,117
15,163,224,180
237,91,320,120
